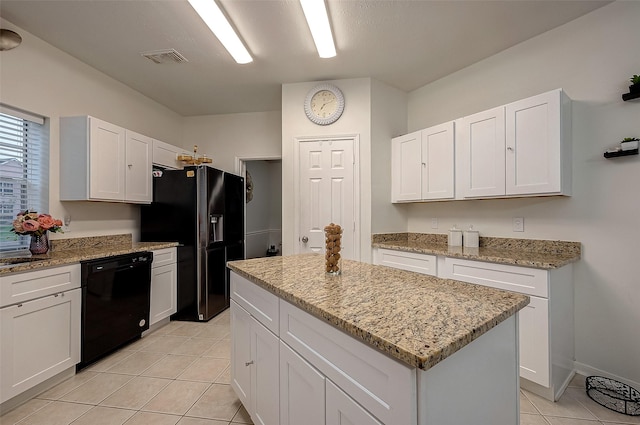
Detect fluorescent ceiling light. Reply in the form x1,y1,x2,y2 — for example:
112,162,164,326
188,0,253,64
300,0,336,58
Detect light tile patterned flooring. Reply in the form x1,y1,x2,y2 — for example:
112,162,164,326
2,308,639,425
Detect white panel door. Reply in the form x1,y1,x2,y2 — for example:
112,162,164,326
149,263,177,326
0,288,81,403
231,300,252,408
89,117,125,201
456,107,506,198
506,90,561,195
252,318,280,425
326,380,383,425
519,295,550,387
391,131,421,202
421,121,455,200
280,341,325,425
125,130,152,203
298,139,355,260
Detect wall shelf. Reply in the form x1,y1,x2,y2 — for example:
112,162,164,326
604,148,638,159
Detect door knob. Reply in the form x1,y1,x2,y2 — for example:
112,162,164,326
302,236,309,243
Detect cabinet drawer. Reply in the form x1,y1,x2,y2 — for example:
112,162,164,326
441,257,548,297
0,264,81,308
152,247,177,268
280,300,416,425
231,272,279,335
375,248,437,276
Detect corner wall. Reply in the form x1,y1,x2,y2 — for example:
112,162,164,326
406,1,640,385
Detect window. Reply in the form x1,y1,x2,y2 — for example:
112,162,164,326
0,105,49,253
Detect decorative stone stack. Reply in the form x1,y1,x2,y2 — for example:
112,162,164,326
324,223,342,275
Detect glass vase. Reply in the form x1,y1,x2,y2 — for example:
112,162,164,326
29,232,49,255
325,225,343,276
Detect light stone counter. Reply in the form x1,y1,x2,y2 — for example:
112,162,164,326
373,232,581,269
227,253,529,370
0,234,178,275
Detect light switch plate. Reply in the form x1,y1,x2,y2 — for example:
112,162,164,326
513,217,524,232
431,218,438,229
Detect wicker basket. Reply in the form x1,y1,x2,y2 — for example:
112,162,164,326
586,376,640,416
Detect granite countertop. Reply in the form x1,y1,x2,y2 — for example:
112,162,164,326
0,234,178,275
228,254,529,371
372,233,581,269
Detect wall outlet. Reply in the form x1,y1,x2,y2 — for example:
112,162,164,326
431,218,438,229
513,217,524,232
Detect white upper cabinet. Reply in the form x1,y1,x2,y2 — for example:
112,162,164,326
152,139,189,170
60,116,153,204
457,89,571,199
420,122,455,200
125,130,153,203
391,131,422,202
392,122,455,202
505,89,571,196
456,106,506,198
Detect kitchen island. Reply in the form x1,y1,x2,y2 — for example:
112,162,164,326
227,254,529,425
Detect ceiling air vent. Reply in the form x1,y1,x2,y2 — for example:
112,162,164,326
141,49,188,64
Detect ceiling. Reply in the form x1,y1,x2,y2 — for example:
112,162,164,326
1,0,610,117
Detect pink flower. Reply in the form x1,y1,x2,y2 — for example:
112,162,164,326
12,219,24,233
21,220,40,232
37,214,56,230
54,219,63,227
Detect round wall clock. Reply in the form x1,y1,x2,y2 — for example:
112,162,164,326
304,83,345,125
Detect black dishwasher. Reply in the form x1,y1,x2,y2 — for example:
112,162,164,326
79,252,153,369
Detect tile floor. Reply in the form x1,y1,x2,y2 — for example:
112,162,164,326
2,308,638,425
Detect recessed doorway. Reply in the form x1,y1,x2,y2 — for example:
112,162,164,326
236,157,282,259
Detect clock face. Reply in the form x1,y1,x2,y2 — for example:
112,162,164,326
311,90,338,119
304,84,345,125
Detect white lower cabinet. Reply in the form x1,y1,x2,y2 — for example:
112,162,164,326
374,247,574,401
326,380,383,425
280,342,325,425
0,265,81,404
150,248,177,326
231,300,279,425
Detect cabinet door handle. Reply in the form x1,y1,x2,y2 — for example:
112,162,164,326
422,162,426,167
245,360,254,366
507,146,514,151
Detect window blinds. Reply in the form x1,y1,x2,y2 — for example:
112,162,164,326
0,105,49,252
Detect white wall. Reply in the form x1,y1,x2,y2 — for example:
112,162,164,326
0,19,184,241
281,78,372,261
371,79,408,234
405,1,640,385
182,111,282,175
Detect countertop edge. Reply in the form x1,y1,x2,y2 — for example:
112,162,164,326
0,242,179,275
372,241,580,269
228,260,530,370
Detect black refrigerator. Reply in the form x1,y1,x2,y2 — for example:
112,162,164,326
141,165,244,321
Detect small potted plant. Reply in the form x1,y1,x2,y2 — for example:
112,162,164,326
620,137,639,151
629,75,640,93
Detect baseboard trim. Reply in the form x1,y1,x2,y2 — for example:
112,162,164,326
574,361,640,390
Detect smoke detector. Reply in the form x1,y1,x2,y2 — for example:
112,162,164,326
141,49,188,64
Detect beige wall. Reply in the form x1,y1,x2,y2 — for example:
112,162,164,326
0,18,183,241
405,1,640,386
182,111,282,175
281,79,372,261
